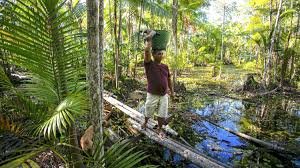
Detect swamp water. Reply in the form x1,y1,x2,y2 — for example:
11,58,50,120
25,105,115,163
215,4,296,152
164,96,300,167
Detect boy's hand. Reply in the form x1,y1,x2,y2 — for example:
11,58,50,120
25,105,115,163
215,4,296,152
169,91,175,100
144,30,156,42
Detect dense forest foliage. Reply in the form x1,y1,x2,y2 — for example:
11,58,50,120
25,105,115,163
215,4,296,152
0,0,299,167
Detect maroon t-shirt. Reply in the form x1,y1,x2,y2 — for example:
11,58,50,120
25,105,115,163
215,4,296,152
144,60,170,96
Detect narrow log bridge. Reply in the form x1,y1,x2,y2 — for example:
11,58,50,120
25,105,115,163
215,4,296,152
103,93,229,168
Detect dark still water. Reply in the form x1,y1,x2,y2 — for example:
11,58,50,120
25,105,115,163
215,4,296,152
166,97,300,167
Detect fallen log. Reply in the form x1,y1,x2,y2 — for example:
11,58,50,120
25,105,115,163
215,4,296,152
200,117,297,155
128,119,229,168
250,87,279,97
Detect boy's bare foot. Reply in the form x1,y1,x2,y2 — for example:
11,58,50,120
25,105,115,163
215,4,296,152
141,123,147,130
158,129,166,138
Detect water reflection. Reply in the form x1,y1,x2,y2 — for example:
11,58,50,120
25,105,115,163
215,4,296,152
192,98,247,164
164,97,300,168
165,97,300,167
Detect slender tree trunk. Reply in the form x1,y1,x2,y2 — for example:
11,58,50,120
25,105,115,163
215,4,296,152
127,9,131,76
150,0,154,28
280,6,293,87
68,123,84,168
220,4,226,62
270,0,273,30
133,0,144,78
290,12,299,82
114,0,119,88
255,45,259,67
263,0,283,87
273,8,283,84
219,4,226,78
263,0,273,86
117,0,122,78
98,0,105,157
280,0,296,87
87,0,103,161
108,0,113,36
172,0,178,88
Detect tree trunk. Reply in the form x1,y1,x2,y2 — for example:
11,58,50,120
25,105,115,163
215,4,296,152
280,17,293,87
117,0,122,78
220,4,226,62
255,45,259,67
219,4,226,79
114,0,119,88
270,0,273,30
127,9,131,76
263,0,283,87
133,0,144,79
68,123,85,168
98,0,105,157
281,0,295,86
289,12,299,82
108,0,113,37
87,0,103,161
172,0,178,88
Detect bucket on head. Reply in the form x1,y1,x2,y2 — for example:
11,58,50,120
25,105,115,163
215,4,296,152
152,30,171,51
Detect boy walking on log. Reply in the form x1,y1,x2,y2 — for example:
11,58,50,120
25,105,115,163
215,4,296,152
141,30,174,138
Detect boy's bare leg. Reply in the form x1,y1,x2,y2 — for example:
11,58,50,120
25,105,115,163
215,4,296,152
164,115,173,125
157,117,166,137
141,117,149,129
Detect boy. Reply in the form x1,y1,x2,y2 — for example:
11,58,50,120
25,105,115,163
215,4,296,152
141,30,174,138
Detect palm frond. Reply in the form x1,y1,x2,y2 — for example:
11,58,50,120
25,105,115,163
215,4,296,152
280,9,296,19
85,140,158,168
0,151,41,168
0,67,14,92
72,2,87,21
37,93,87,139
126,0,171,18
0,0,86,102
0,134,66,168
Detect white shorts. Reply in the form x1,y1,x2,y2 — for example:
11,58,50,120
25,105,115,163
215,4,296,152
144,93,169,118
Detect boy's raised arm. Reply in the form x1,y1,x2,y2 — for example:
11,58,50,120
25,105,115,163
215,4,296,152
144,30,156,63
144,39,152,63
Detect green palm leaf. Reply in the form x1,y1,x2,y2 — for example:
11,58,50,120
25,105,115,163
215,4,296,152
0,67,14,91
0,0,86,102
0,0,87,131
37,93,87,139
85,140,158,168
0,151,41,168
126,0,170,18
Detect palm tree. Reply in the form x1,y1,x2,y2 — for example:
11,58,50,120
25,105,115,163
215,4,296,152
0,0,86,166
0,0,155,167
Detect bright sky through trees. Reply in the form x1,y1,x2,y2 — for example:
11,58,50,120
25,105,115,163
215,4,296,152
204,0,250,25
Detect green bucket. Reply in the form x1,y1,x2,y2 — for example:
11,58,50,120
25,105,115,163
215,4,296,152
152,30,171,50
